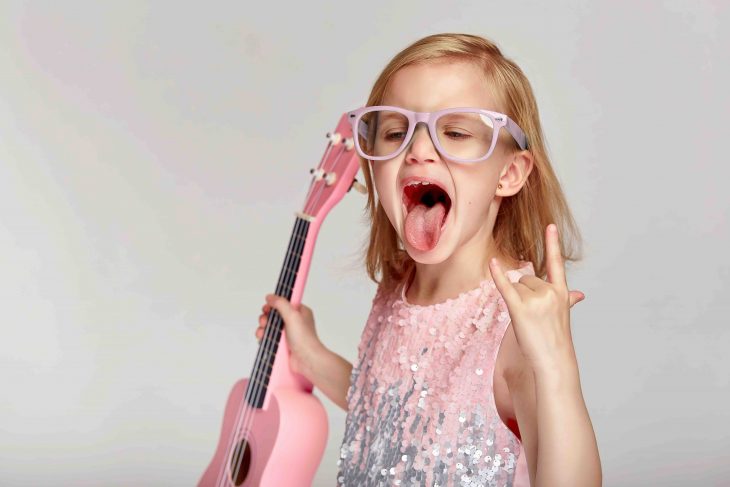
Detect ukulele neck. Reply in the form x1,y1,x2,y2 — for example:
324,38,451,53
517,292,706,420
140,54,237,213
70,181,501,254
244,215,311,408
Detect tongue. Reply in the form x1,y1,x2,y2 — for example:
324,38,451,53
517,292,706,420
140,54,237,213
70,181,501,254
404,201,447,251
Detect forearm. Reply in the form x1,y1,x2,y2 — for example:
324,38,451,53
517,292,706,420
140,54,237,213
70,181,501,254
533,354,602,487
300,342,353,412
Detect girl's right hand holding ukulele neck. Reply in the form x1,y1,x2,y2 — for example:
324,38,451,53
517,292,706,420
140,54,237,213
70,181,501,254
257,294,321,377
257,294,353,411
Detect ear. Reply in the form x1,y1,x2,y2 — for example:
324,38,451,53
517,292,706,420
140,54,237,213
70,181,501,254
496,149,534,197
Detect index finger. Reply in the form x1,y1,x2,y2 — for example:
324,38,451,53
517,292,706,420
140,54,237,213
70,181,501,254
489,257,522,305
546,223,567,288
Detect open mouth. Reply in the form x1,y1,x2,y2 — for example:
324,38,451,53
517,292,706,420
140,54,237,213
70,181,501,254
402,182,452,227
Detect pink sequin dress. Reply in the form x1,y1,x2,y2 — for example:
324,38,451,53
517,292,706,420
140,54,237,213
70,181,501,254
336,261,535,487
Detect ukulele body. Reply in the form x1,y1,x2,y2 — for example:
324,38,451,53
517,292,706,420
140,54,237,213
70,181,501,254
198,350,328,486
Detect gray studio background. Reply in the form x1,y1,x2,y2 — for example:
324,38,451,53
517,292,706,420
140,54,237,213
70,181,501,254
1,1,728,486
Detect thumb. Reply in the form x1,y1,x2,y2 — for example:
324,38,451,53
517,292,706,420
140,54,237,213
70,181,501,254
568,290,585,308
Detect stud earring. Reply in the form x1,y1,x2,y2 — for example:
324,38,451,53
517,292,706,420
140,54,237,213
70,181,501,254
498,184,503,189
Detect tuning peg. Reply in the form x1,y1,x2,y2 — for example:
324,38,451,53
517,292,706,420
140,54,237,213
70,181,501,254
310,167,325,180
326,131,342,145
349,178,367,194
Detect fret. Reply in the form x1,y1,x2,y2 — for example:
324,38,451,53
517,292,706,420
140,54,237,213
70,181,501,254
246,367,272,386
279,262,301,276
246,375,266,388
276,282,293,296
284,249,301,262
254,348,279,364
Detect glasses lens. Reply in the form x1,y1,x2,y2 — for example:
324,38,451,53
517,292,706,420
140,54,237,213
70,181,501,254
436,111,495,160
357,109,409,159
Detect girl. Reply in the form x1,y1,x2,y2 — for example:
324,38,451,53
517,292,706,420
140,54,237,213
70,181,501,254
256,33,601,486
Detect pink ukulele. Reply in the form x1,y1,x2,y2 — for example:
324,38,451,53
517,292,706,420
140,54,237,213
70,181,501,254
198,113,364,487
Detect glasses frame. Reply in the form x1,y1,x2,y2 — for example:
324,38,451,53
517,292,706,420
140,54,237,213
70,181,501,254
347,105,528,163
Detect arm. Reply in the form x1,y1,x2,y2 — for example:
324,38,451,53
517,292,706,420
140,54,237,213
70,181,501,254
507,342,602,487
490,225,601,486
260,295,354,412
299,342,353,412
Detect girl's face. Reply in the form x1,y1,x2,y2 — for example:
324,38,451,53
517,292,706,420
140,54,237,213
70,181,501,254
372,59,532,265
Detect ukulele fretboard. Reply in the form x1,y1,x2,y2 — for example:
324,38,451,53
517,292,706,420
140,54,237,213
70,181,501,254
244,215,310,408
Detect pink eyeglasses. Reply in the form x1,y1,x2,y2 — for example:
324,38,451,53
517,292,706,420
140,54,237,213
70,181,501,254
347,105,528,163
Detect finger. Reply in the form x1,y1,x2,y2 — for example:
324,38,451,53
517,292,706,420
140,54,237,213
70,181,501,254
514,275,546,292
546,224,567,289
569,290,585,308
265,294,292,322
489,257,522,305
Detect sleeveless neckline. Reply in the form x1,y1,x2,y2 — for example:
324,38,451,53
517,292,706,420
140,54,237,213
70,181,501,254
399,260,534,309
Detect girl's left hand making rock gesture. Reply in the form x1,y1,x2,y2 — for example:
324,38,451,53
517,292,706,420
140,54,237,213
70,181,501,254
490,223,586,372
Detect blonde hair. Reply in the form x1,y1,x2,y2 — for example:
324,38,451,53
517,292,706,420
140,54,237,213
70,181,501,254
356,33,583,292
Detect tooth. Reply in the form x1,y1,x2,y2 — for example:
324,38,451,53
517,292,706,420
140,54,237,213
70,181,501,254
406,180,438,189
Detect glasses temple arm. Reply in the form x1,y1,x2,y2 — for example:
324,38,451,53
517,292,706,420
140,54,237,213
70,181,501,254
505,117,528,150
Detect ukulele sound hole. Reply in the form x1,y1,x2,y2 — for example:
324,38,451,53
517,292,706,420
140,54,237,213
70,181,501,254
229,439,252,486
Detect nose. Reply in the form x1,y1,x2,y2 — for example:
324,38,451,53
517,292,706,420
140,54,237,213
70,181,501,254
405,122,438,165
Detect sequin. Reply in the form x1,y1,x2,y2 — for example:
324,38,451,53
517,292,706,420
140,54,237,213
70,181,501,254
336,261,535,486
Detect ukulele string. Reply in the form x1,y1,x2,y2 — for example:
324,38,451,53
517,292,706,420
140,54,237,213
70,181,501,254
215,216,308,487
230,216,309,486
230,138,350,484
225,133,351,485
242,136,349,439
224,141,339,486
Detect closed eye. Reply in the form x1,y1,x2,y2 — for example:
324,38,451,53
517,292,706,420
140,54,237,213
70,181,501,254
443,130,471,140
384,131,407,141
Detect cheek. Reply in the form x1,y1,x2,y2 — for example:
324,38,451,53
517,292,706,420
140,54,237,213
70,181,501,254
372,162,399,207
371,162,402,229
453,171,496,214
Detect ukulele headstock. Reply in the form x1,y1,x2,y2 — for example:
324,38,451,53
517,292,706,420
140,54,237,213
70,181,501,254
300,113,364,221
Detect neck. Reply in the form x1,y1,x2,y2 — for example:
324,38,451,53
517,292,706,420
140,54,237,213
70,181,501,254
405,225,520,306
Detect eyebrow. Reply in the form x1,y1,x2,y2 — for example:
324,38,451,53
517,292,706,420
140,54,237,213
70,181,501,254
376,112,404,122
